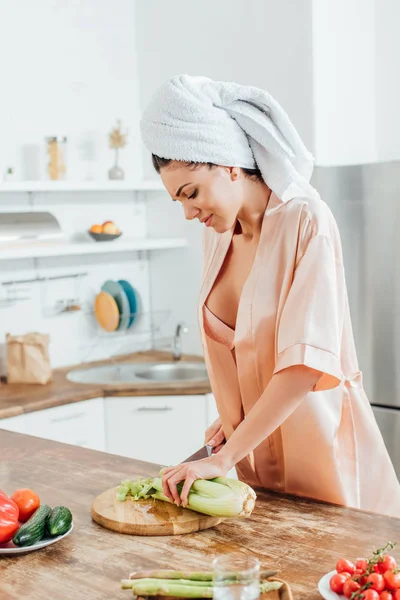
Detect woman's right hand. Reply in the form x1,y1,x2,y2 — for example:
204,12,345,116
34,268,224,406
204,417,225,454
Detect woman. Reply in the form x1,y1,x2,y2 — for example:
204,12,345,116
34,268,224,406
140,74,400,517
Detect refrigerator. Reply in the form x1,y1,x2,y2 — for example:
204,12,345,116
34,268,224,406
311,162,400,477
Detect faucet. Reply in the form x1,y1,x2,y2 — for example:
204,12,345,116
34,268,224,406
173,322,188,361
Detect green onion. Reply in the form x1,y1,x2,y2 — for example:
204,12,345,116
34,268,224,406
116,476,256,518
120,578,282,597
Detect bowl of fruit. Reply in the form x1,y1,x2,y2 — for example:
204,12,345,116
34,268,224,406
89,221,122,241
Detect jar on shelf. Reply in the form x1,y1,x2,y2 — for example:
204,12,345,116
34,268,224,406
45,136,67,180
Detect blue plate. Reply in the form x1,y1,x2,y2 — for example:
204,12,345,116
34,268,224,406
118,280,138,328
101,280,131,331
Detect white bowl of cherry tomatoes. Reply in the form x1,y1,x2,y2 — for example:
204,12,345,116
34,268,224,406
319,543,400,600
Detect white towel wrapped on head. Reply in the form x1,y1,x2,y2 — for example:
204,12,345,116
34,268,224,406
140,74,319,203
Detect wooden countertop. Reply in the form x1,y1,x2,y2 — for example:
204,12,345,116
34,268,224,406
1,431,400,600
0,350,211,419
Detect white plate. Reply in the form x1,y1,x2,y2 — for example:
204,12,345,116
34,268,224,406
318,571,345,600
0,522,74,556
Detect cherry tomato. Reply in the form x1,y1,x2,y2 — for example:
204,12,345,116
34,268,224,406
367,574,386,593
384,571,400,591
392,591,400,600
343,578,361,598
381,557,398,573
380,592,393,600
354,569,368,584
10,489,40,523
361,590,380,600
336,559,356,575
357,559,369,572
330,573,349,594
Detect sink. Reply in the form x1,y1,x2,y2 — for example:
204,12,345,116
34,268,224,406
66,361,209,385
134,363,208,382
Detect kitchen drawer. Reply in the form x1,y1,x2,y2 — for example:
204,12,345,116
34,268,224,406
105,395,207,466
25,398,105,451
0,414,27,434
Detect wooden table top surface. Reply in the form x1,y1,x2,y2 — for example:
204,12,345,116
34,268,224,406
0,350,211,419
1,430,399,600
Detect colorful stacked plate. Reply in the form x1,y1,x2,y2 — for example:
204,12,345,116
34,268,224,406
94,291,120,332
117,280,138,327
101,281,131,331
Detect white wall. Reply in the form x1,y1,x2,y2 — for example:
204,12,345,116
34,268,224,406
0,0,142,181
135,0,314,353
375,0,400,161
312,0,377,166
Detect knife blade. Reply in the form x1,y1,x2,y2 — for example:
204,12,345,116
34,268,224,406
181,445,212,463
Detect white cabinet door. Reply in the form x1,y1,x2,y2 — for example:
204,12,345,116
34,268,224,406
25,398,105,451
0,414,27,434
205,393,219,427
205,393,237,479
105,395,207,466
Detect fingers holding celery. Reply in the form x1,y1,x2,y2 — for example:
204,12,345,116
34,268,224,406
161,455,229,507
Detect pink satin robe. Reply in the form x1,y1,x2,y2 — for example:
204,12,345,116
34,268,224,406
198,191,400,517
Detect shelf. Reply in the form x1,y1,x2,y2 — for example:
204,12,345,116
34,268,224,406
0,180,166,193
0,237,187,260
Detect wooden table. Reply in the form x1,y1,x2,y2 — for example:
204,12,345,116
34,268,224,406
1,430,399,600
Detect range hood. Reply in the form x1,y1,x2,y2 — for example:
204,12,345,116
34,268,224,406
0,212,64,243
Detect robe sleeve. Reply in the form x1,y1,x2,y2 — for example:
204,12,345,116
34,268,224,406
273,234,345,391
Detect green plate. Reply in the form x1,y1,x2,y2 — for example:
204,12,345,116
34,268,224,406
101,280,131,331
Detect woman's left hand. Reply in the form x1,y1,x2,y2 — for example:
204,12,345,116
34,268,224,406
161,454,230,508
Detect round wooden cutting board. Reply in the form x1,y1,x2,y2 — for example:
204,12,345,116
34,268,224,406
91,487,224,536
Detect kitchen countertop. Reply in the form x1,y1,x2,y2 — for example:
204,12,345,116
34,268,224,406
0,350,211,419
1,431,400,600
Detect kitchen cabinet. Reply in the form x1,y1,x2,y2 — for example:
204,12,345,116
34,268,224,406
0,413,27,434
205,392,237,479
205,393,219,426
25,398,105,451
105,395,207,466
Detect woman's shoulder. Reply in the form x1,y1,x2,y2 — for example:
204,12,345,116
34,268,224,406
287,194,344,265
290,194,341,242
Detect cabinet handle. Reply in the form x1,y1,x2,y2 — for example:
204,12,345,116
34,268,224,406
134,406,173,413
50,411,87,423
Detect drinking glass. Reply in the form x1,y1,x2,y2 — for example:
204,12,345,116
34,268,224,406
213,553,260,600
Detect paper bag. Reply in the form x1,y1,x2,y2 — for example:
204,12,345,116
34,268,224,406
6,332,52,384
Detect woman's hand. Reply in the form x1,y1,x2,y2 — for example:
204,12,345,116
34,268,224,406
161,453,230,508
204,417,225,454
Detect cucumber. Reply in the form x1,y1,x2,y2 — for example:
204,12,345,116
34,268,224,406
47,506,72,536
13,505,51,547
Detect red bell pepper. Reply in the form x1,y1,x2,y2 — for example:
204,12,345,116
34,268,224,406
0,490,20,544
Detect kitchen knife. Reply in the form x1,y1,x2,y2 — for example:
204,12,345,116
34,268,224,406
181,445,212,463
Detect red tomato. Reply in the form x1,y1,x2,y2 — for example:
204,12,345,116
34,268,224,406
357,559,369,572
10,489,40,523
381,557,398,573
343,579,361,598
362,591,380,600
367,574,386,593
336,559,356,575
380,593,393,600
330,573,349,594
354,569,367,583
392,591,400,600
0,495,20,543
384,571,400,591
